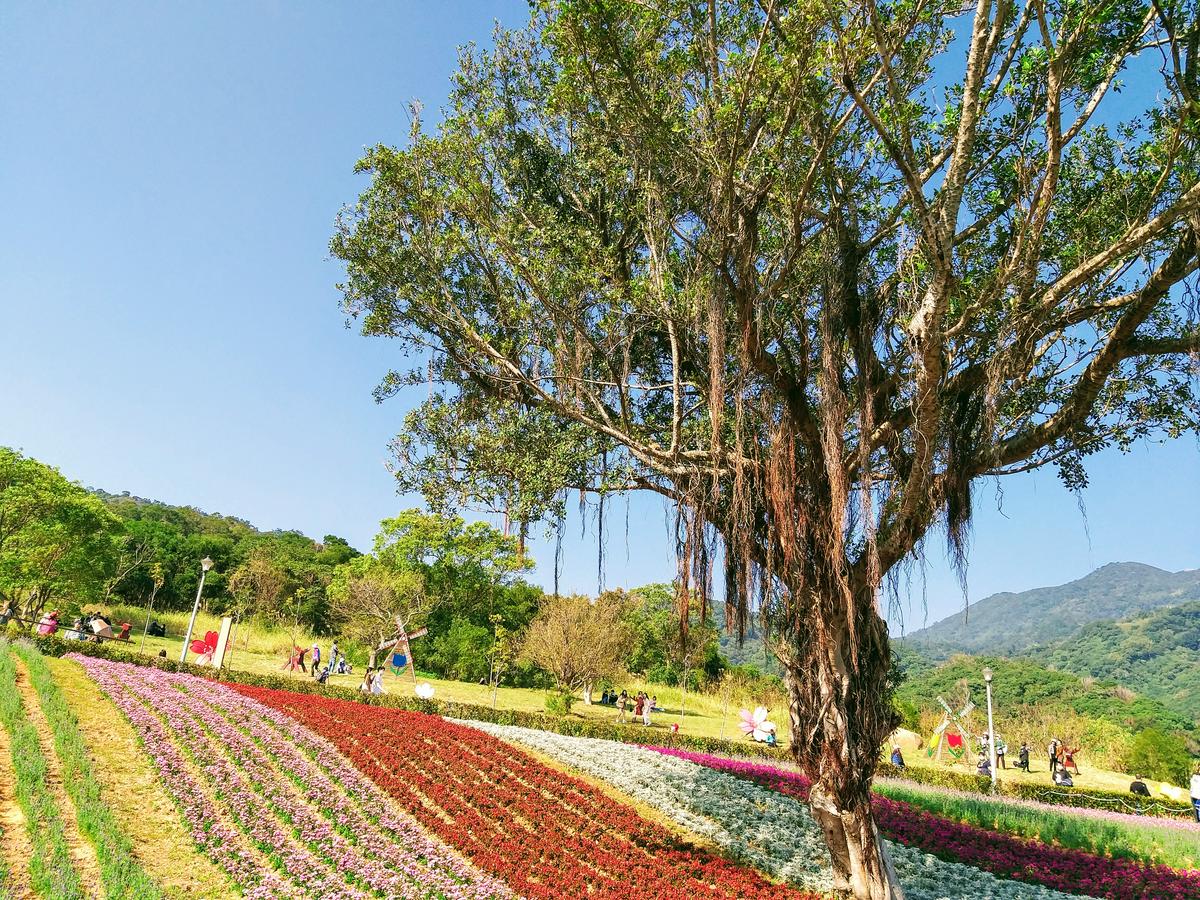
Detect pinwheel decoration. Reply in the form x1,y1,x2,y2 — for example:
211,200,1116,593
190,630,219,666
738,706,776,742
414,682,435,700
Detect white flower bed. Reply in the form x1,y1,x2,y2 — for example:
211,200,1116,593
459,721,1099,900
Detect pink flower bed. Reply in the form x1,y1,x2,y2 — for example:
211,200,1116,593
648,747,1200,900
880,776,1200,833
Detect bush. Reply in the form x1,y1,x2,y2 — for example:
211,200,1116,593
1123,728,1193,786
544,689,575,716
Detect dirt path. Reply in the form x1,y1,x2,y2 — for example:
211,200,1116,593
45,658,232,900
11,662,102,900
0,701,34,900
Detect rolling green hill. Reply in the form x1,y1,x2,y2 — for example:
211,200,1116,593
900,562,1200,657
1032,600,1200,724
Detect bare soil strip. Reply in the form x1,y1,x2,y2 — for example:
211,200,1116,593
45,658,231,900
12,661,102,900
0,701,34,900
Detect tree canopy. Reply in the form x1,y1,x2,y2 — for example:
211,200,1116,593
335,1,1200,894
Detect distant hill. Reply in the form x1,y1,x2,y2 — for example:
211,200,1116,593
894,654,1195,738
900,562,1200,658
1032,600,1200,724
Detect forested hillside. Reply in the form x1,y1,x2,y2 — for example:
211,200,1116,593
901,563,1200,657
1033,601,1200,724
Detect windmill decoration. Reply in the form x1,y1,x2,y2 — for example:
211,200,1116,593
189,631,220,666
738,706,777,743
926,696,975,762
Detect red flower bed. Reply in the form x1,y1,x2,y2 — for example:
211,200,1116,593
651,749,1200,900
232,684,824,900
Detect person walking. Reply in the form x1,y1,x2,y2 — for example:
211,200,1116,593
311,642,321,678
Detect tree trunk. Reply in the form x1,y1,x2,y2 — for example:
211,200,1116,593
777,583,903,900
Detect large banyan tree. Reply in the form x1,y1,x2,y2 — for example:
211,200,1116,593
334,1,1200,895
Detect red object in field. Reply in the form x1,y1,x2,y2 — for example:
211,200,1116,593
190,630,219,656
117,622,132,640
946,733,964,749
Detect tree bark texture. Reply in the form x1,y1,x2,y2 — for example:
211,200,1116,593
777,579,902,900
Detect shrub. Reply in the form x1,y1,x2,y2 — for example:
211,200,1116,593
544,689,575,716
1123,728,1193,786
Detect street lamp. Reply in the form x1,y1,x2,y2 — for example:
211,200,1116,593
983,666,997,791
179,557,214,664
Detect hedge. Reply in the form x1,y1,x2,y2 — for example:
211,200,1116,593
35,635,1195,819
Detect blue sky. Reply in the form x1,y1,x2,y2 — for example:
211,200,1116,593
1,2,1196,634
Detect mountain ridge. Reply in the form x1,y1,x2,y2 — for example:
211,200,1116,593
899,562,1200,658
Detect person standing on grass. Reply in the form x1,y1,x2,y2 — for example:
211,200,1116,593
311,642,321,677
995,736,1007,770
633,692,645,722
616,690,628,723
642,694,652,726
371,667,385,695
329,639,339,672
1047,737,1059,775
1017,742,1030,772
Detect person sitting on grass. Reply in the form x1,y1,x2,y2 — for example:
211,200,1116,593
1053,766,1074,788
890,745,905,768
1129,775,1151,797
976,754,991,778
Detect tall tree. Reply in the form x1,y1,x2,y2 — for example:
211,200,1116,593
333,2,1200,895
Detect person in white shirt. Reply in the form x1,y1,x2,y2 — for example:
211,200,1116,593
371,667,385,695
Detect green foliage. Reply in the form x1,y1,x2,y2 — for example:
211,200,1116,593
425,617,492,682
620,583,723,689
897,652,1185,758
544,688,575,715
0,448,123,623
0,641,86,898
1036,600,1200,724
12,643,162,899
327,509,539,675
1123,728,1194,786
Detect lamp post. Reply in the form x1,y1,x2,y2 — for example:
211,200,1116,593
983,666,997,791
179,557,214,663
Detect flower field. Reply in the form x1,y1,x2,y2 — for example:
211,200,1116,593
2,642,1198,900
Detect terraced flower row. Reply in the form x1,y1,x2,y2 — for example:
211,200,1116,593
73,656,510,900
462,722,1101,900
232,683,825,900
650,748,1200,900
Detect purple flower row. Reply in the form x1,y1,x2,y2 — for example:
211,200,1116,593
75,656,298,899
647,747,1200,900
74,656,510,900
181,674,513,900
